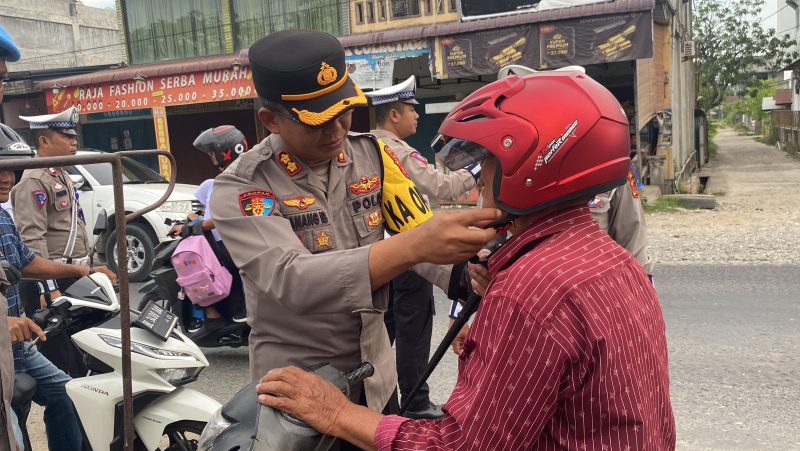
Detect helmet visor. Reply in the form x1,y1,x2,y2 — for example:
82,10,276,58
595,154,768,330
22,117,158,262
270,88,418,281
431,134,491,171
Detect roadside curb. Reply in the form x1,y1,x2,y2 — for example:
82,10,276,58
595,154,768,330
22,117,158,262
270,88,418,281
662,194,717,209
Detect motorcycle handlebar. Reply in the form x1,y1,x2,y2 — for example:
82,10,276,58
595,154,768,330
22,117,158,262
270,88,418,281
345,363,374,387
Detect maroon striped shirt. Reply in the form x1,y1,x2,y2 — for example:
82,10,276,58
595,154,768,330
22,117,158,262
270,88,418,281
376,206,675,450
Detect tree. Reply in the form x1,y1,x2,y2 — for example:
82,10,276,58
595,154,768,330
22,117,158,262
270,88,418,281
694,0,797,111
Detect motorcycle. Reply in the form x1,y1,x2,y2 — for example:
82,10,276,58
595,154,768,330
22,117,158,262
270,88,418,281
29,271,221,450
197,362,374,451
138,218,249,348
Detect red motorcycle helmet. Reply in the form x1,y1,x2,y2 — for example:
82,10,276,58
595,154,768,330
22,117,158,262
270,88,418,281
434,71,630,216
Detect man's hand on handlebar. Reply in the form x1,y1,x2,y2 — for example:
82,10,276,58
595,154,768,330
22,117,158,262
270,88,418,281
92,265,118,284
7,317,46,345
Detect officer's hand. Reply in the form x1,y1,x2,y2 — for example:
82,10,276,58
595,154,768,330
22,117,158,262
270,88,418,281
468,262,491,297
39,289,61,308
257,366,351,436
7,317,46,344
448,318,470,356
410,208,500,265
93,266,118,284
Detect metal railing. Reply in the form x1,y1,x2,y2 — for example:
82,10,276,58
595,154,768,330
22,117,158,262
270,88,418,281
0,149,176,450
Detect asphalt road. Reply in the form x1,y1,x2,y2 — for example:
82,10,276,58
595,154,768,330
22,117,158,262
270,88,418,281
26,263,799,450
136,263,799,450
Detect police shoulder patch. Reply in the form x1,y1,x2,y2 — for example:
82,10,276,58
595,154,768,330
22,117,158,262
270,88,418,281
239,190,276,216
627,170,640,199
32,190,47,208
409,151,429,167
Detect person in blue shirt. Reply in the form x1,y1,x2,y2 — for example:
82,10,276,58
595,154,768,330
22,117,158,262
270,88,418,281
0,125,117,451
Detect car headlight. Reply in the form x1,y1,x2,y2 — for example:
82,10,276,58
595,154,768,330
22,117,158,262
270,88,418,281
160,200,193,214
197,408,232,451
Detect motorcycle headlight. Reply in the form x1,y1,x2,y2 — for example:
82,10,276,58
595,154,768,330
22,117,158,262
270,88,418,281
99,334,197,361
197,408,232,451
153,367,203,386
160,200,194,214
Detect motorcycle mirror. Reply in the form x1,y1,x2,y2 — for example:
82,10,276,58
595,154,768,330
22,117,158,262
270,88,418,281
0,260,21,285
68,174,86,190
93,210,108,236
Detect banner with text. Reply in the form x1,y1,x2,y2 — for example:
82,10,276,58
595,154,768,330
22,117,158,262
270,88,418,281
539,12,652,68
152,106,171,179
45,67,256,114
345,40,431,90
432,25,538,79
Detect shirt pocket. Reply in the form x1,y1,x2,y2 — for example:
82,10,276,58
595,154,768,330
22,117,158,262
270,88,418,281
351,208,384,243
53,189,71,212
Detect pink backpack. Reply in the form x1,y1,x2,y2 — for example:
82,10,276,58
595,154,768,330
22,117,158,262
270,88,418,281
172,235,233,307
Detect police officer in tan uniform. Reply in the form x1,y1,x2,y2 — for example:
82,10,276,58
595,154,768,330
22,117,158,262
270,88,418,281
366,76,478,419
209,30,497,435
10,107,106,377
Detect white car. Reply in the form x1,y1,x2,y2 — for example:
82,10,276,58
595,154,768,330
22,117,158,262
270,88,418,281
64,150,201,281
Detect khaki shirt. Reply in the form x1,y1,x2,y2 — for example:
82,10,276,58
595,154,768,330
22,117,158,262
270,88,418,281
10,167,88,260
589,177,653,274
370,129,475,200
212,132,449,411
0,272,15,451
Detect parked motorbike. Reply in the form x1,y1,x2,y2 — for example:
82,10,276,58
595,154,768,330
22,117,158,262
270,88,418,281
138,218,249,348
28,270,221,450
197,363,374,451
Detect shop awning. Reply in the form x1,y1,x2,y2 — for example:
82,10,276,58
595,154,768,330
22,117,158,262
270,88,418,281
37,53,246,90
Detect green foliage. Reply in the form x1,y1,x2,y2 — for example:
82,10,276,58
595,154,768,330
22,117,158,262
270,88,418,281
694,0,797,111
643,197,683,213
720,79,777,133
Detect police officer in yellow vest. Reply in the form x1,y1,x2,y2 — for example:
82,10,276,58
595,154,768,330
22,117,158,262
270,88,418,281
365,76,478,419
10,106,109,376
209,30,497,440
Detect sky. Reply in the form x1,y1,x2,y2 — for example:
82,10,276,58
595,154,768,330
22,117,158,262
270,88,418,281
81,0,115,9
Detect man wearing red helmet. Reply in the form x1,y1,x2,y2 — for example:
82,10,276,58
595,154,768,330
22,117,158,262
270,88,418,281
256,70,675,450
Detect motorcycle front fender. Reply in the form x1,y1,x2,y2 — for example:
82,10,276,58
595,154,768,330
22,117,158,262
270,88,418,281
134,387,221,451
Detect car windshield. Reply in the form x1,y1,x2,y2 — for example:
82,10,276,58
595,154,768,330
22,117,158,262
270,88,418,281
75,157,166,185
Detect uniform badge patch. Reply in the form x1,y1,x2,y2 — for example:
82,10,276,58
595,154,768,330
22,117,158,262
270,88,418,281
588,198,601,208
278,151,301,176
239,190,276,216
282,196,316,210
314,230,332,250
627,170,640,198
32,190,47,208
317,62,338,86
366,210,382,228
47,168,58,176
59,200,70,208
409,151,429,167
383,145,409,177
337,152,347,164
54,183,63,190
349,175,380,195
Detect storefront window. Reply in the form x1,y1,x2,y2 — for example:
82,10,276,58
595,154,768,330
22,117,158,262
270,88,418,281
232,0,343,50
124,0,225,64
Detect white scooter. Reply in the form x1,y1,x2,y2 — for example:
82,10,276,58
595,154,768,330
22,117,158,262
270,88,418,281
32,270,221,450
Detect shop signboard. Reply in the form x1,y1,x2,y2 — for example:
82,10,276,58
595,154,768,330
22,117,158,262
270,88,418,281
539,12,652,68
152,106,171,178
432,25,539,79
45,67,256,114
345,40,431,90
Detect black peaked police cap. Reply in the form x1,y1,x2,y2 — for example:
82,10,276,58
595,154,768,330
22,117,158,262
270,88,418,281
249,30,367,128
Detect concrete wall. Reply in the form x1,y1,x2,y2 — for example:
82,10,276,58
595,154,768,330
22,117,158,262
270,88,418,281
669,0,697,191
778,0,799,53
0,0,121,71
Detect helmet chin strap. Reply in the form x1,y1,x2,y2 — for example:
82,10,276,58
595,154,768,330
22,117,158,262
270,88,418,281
486,212,516,233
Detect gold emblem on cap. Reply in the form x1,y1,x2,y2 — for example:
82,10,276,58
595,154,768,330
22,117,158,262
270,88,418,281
317,62,338,86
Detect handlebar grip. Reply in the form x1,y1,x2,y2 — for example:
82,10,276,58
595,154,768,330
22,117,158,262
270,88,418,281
345,363,374,386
